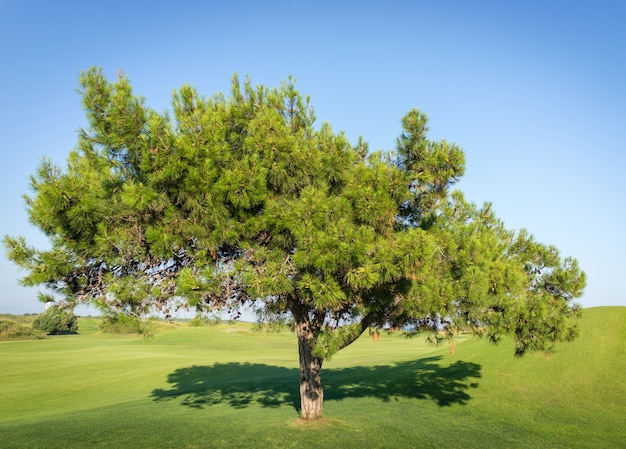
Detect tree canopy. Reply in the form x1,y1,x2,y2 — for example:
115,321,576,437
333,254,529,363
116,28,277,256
4,68,586,419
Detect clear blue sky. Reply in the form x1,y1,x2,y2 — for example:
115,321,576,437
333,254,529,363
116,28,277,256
1,0,624,314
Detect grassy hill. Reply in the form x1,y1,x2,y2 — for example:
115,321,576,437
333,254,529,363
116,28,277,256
0,314,44,340
0,307,623,448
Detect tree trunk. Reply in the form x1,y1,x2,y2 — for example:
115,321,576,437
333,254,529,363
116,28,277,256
296,320,324,420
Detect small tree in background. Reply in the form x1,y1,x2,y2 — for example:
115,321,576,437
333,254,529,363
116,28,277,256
4,68,585,419
32,305,78,335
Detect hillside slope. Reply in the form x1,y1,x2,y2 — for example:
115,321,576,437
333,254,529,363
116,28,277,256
0,307,623,449
447,306,626,448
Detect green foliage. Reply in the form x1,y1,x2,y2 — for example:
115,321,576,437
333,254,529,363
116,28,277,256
98,313,158,335
99,313,141,334
0,318,46,340
252,309,294,333
31,306,78,335
188,314,222,327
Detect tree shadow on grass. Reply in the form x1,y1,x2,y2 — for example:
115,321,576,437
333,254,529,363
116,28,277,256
150,356,481,411
325,357,481,407
151,362,300,410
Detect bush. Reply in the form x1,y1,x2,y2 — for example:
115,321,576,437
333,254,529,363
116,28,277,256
31,306,78,335
99,313,143,334
0,318,46,340
189,314,222,327
99,313,165,335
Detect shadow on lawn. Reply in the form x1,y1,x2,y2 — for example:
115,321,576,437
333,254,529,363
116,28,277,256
150,356,481,411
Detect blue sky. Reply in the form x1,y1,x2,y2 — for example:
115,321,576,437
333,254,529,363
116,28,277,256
1,0,624,314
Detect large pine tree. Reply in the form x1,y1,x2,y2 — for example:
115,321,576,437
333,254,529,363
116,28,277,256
4,68,585,419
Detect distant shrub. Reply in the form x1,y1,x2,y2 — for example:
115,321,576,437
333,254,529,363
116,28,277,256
189,314,222,327
32,306,78,335
1,313,35,326
252,316,295,334
188,316,206,327
99,313,143,334
0,318,46,340
99,314,166,337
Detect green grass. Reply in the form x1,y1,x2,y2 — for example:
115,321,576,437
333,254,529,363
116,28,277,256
0,307,624,448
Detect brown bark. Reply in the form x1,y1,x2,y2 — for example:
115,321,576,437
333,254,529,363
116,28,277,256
288,296,324,420
288,296,372,420
296,319,324,420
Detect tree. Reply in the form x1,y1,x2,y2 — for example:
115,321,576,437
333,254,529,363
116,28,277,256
3,68,586,420
32,305,78,335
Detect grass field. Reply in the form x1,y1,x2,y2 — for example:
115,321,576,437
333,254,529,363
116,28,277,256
0,307,624,448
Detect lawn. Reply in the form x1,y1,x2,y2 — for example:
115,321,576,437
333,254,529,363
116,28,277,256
0,307,624,448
